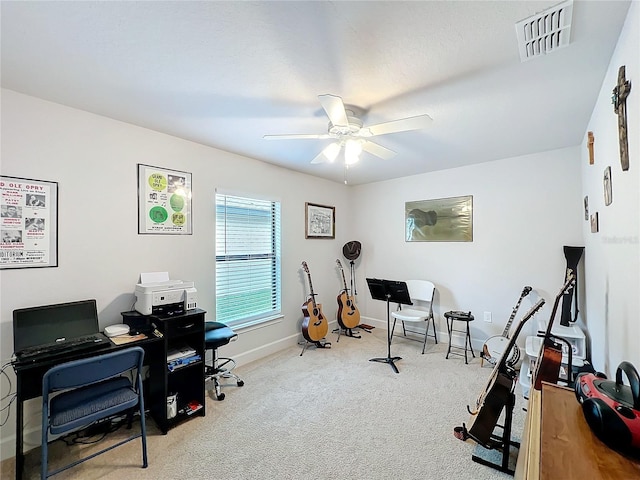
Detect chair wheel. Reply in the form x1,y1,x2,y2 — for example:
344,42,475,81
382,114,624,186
217,392,226,401
237,380,245,387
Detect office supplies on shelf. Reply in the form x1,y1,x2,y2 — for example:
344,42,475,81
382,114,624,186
168,354,201,372
167,345,196,361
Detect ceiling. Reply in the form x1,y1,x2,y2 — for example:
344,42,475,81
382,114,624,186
0,1,631,185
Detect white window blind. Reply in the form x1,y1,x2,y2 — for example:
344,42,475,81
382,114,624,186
216,193,281,327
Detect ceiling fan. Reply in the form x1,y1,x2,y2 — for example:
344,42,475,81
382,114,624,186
263,94,433,165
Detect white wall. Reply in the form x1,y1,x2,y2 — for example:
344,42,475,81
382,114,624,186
0,3,637,460
580,1,639,376
349,148,584,346
0,89,351,457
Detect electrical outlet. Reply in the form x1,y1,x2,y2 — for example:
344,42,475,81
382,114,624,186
484,311,492,323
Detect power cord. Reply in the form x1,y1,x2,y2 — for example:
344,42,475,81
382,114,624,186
1,361,17,427
62,415,131,446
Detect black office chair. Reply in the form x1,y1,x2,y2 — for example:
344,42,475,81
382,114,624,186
41,346,148,479
204,321,244,400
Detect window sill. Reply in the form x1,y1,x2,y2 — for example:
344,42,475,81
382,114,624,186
231,314,283,333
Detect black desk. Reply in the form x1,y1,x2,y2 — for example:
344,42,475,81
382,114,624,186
12,335,163,480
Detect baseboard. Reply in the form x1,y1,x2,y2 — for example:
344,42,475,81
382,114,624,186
232,333,301,366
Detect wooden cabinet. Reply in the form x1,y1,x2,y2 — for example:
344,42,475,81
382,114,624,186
515,382,640,479
147,309,206,433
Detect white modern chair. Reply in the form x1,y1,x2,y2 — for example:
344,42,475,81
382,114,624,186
391,280,438,353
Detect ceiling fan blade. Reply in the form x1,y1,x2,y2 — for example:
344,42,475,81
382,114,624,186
263,133,331,140
318,94,349,127
362,114,433,137
311,142,342,164
361,140,396,160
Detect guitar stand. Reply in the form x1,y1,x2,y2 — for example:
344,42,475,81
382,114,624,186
467,391,519,475
333,326,362,342
299,339,331,356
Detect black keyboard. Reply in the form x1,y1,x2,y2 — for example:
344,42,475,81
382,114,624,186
15,334,110,362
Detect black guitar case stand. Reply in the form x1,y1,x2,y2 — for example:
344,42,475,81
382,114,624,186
469,390,520,475
299,339,331,357
333,326,361,342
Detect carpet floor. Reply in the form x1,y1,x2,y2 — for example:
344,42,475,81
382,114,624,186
3,326,527,479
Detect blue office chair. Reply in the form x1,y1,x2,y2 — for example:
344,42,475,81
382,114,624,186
204,321,244,400
41,346,148,478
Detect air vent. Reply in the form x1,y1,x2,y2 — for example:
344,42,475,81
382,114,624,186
516,0,573,62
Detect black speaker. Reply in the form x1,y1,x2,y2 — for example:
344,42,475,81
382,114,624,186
582,397,632,450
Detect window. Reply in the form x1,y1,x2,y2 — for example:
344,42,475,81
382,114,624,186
215,193,281,328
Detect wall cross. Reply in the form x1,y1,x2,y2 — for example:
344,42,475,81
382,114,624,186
612,65,631,171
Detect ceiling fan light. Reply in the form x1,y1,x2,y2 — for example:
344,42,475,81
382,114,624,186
322,142,341,162
345,139,362,165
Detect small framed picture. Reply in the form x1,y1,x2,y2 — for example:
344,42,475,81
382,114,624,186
583,196,589,220
603,166,612,206
305,202,335,239
590,212,599,233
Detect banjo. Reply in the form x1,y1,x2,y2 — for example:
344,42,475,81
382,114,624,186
481,286,532,367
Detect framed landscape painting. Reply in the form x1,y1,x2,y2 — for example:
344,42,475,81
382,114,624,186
405,195,473,242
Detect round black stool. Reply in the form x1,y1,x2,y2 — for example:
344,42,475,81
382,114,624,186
444,311,475,364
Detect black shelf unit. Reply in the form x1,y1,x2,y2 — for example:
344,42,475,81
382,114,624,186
147,308,206,433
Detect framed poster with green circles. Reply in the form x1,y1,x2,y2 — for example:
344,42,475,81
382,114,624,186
137,164,192,234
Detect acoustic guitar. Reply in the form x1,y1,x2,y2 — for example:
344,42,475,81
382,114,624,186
301,261,329,343
466,298,545,446
336,259,361,330
531,272,576,390
481,286,532,367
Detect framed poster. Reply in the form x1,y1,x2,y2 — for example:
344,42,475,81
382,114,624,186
405,195,473,242
0,176,58,269
138,164,192,235
305,202,335,239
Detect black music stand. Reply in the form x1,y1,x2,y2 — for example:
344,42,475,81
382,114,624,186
366,278,413,374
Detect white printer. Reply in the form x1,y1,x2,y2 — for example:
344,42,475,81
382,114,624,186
134,272,198,316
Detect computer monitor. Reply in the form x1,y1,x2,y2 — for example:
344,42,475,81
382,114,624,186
13,299,99,352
